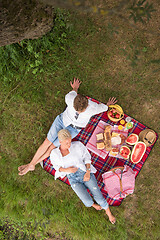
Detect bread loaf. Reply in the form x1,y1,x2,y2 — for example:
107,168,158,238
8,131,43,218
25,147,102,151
96,141,105,150
96,133,104,141
104,125,112,151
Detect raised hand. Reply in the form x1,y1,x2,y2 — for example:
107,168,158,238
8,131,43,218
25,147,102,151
107,97,117,106
70,78,82,92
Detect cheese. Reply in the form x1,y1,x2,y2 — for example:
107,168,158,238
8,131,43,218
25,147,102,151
111,136,121,145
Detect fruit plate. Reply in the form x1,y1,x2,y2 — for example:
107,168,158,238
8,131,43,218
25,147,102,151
107,104,124,122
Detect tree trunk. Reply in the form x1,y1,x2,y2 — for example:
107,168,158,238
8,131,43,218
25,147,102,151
0,0,54,47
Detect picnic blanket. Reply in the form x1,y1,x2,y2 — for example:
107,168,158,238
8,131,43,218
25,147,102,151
43,97,158,206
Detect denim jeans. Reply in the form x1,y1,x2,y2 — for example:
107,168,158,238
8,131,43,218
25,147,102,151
67,169,108,209
47,113,80,146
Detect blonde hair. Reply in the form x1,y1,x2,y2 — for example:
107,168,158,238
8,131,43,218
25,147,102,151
58,129,72,142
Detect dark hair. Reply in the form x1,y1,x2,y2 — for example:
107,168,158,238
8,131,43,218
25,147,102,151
73,94,88,112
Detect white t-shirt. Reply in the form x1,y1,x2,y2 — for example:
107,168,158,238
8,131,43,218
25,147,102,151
50,141,97,180
62,91,108,128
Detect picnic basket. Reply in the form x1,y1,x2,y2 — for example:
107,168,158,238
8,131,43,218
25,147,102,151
102,166,135,200
107,104,124,122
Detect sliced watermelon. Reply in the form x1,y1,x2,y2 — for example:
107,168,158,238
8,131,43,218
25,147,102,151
126,133,139,145
131,141,146,164
120,146,131,159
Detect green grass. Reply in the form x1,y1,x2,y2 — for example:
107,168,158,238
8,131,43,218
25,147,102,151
0,6,160,240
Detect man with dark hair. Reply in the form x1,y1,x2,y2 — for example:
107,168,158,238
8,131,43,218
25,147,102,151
73,94,88,112
18,78,117,175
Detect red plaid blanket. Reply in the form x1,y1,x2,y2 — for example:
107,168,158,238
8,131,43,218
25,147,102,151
43,97,158,206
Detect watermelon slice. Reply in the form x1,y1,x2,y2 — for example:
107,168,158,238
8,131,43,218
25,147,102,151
120,146,131,159
126,133,139,145
131,141,146,164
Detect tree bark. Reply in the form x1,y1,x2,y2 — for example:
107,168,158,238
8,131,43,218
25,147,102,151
0,0,54,47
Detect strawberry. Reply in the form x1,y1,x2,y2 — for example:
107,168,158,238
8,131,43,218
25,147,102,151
115,114,120,118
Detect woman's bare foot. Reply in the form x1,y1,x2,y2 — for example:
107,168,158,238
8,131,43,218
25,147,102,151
105,207,116,224
108,214,116,224
18,164,35,175
92,203,102,210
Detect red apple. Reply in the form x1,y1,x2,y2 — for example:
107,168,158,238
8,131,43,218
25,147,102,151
109,111,112,116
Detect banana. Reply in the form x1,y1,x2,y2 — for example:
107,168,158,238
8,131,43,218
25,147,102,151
114,104,123,113
109,104,123,114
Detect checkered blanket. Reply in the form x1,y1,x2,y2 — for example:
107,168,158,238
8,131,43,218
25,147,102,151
43,97,158,206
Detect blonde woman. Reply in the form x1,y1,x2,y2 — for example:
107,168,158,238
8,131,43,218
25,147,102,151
50,129,116,224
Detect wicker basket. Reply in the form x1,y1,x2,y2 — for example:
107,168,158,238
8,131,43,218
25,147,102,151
107,104,124,122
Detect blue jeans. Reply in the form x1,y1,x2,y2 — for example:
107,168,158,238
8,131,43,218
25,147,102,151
67,169,108,209
47,113,80,147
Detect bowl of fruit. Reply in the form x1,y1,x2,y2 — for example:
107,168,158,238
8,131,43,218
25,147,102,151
107,104,124,122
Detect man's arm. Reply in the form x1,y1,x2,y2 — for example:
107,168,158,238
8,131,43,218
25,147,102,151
106,97,117,106
18,138,55,175
70,78,81,92
65,78,81,106
33,142,55,164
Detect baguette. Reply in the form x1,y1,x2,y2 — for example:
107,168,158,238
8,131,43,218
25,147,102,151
104,125,112,151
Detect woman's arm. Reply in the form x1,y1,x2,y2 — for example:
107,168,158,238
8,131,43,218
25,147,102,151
83,163,91,182
80,142,92,165
59,166,78,173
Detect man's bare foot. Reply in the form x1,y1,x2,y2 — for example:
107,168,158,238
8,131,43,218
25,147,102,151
18,164,35,175
92,203,102,210
18,164,29,172
105,207,116,224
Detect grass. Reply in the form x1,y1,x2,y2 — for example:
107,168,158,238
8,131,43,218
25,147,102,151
0,4,160,240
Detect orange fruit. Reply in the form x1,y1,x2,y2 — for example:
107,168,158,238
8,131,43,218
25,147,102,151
118,125,123,130
120,119,125,125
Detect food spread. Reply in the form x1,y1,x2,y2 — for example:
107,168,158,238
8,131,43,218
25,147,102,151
95,104,148,163
96,126,127,157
